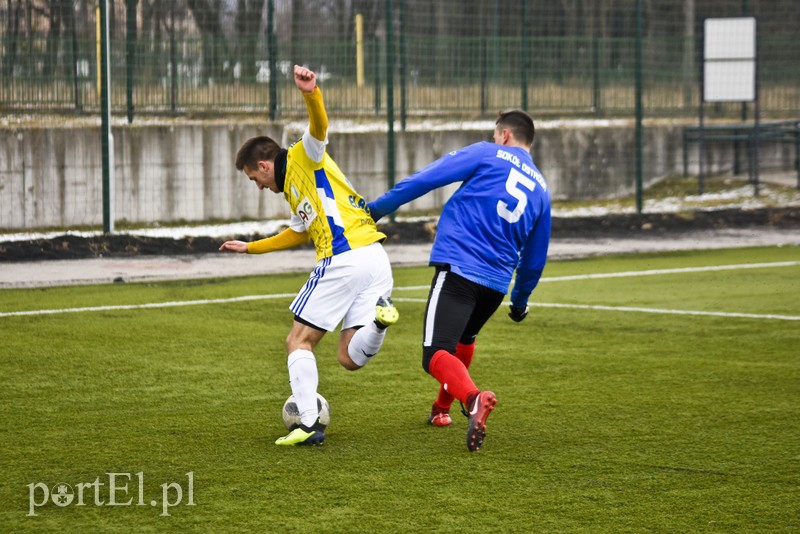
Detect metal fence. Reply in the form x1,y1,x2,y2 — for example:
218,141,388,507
1,0,799,234
2,0,799,118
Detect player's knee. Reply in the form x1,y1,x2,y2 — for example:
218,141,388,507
285,332,299,353
422,346,438,374
338,350,361,371
284,334,292,353
459,334,478,345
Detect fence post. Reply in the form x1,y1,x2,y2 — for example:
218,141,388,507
521,1,529,111
373,38,381,114
592,1,601,114
634,0,644,214
385,0,396,219
100,0,114,233
356,13,364,88
69,1,81,112
267,0,277,120
682,0,695,110
399,0,407,131
480,25,488,114
169,5,177,113
126,0,136,123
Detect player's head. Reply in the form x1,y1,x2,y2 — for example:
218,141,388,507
236,135,281,170
236,136,283,193
494,110,535,148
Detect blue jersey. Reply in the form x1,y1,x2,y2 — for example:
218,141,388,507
369,141,551,307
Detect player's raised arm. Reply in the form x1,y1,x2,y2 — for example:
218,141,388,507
294,65,328,143
294,64,316,93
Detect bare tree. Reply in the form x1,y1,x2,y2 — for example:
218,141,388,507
3,0,24,78
42,0,70,77
234,0,265,82
186,0,227,80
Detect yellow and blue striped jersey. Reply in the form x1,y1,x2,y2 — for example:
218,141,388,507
284,87,386,262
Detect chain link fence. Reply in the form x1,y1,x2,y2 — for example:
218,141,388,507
1,1,799,233
2,0,798,117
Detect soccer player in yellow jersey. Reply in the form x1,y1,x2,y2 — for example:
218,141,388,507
219,65,399,446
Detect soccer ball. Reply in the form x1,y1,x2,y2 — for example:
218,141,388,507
282,393,330,431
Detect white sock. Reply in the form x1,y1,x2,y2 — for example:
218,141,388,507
348,322,387,367
287,349,319,427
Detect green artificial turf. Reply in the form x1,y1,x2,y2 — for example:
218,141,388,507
1,246,798,532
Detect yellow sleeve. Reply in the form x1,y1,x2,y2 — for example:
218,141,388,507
247,228,309,254
303,86,328,142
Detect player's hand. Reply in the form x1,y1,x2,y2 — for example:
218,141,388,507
508,305,529,323
294,65,316,94
219,240,248,253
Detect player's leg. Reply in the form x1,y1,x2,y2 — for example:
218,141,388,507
276,318,328,446
422,268,504,450
277,256,347,446
432,341,475,422
338,243,397,370
339,300,397,370
422,267,478,425
458,287,504,451
438,286,506,411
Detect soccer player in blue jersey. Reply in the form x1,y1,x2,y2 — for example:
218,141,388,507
220,65,399,447
368,110,551,452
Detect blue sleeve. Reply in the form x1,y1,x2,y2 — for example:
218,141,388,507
368,143,485,221
510,203,551,308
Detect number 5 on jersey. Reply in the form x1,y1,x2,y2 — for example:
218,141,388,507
497,168,536,223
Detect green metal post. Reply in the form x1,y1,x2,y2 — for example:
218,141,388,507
634,0,644,214
267,0,278,120
480,20,488,114
521,1,529,110
399,0,407,131
386,0,396,203
592,1,600,114
169,5,177,113
126,0,136,123
100,0,114,233
735,0,751,174
69,0,81,111
374,38,381,114
492,0,499,80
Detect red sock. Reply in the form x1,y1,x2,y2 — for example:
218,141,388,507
456,341,476,366
434,342,475,410
429,349,479,406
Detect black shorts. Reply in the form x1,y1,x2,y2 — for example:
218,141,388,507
421,265,505,371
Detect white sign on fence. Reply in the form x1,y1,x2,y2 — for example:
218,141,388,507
703,17,756,102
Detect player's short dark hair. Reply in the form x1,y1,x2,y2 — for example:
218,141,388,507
496,110,535,146
235,136,282,170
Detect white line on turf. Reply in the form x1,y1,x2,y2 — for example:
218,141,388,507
1,261,797,319
389,298,800,322
530,302,800,321
539,261,800,282
387,261,800,292
0,293,297,317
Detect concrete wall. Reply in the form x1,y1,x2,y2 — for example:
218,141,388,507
0,119,794,229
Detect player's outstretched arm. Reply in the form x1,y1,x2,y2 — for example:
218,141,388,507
369,143,485,221
219,229,309,255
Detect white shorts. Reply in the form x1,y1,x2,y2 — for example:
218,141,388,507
289,242,394,332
